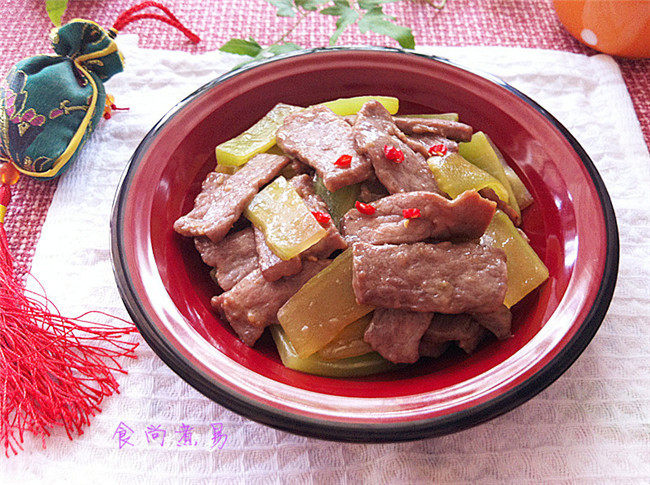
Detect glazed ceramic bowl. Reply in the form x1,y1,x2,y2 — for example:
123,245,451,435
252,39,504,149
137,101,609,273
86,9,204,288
110,47,618,442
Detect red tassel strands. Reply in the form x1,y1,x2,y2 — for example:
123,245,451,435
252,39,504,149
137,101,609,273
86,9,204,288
111,2,201,44
0,163,138,456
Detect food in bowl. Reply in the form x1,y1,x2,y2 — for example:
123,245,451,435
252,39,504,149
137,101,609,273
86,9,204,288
173,95,549,376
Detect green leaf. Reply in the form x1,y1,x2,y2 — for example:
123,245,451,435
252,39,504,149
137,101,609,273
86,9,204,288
267,42,303,54
295,0,329,10
320,6,342,15
45,0,68,27
358,9,415,48
267,0,297,17
329,7,359,45
220,38,263,57
321,0,350,12
358,7,384,34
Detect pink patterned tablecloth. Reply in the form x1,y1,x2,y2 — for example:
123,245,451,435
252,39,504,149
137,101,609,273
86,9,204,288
1,0,648,278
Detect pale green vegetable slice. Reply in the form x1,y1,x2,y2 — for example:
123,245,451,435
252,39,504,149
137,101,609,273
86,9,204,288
482,135,534,210
277,249,374,358
314,314,373,361
245,176,326,260
271,326,394,377
320,96,399,116
313,175,360,227
264,144,286,156
215,103,302,166
458,132,521,215
399,113,459,121
481,211,549,308
428,152,510,203
502,163,534,211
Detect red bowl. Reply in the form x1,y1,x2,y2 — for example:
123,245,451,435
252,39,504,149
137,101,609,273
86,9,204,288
110,47,618,442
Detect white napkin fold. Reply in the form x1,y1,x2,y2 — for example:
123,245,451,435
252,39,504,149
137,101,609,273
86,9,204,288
4,37,650,483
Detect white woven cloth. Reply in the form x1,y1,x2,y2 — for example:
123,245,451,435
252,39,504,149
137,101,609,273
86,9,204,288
4,37,650,483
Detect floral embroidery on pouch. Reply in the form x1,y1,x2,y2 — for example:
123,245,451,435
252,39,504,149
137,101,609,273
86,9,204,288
50,100,89,119
12,108,46,136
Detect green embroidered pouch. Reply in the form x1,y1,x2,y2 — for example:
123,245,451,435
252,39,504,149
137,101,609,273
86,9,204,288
0,19,124,179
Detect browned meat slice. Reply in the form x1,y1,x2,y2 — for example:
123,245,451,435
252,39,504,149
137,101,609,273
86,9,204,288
471,305,512,340
419,313,487,354
358,177,389,203
352,241,507,314
364,309,432,363
289,175,348,258
478,187,521,226
353,101,441,194
175,172,229,222
276,106,372,191
418,339,450,358
341,190,496,245
174,153,289,242
253,226,302,282
403,133,458,158
281,159,313,179
394,116,473,142
212,260,331,346
194,227,258,291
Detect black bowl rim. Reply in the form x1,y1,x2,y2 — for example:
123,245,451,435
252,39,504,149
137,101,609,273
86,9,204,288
110,46,619,443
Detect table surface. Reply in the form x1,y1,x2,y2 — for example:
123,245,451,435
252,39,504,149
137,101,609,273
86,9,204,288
1,0,648,278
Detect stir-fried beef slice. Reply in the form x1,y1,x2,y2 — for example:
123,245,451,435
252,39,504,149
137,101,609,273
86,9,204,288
403,133,458,158
341,190,496,245
212,260,331,346
289,174,329,212
364,309,433,363
352,241,507,314
194,227,258,291
470,305,512,340
418,340,450,358
419,313,487,354
253,226,302,282
478,187,521,226
353,101,441,194
276,106,372,192
175,172,229,224
459,327,488,354
358,176,389,203
351,112,463,150
194,236,225,268
174,153,289,242
393,116,473,142
289,175,348,258
280,159,313,179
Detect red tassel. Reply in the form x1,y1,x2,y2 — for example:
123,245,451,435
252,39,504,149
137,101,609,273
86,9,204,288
112,2,201,44
0,163,138,456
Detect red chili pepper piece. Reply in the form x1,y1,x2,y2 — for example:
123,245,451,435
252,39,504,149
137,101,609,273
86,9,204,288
383,145,404,163
402,208,421,219
311,211,331,226
334,154,352,167
428,144,448,157
355,201,376,215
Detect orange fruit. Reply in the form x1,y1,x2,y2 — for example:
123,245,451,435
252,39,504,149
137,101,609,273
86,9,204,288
553,0,650,58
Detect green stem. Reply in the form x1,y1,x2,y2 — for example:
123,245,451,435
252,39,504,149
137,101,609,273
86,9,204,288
421,0,448,10
274,8,311,45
